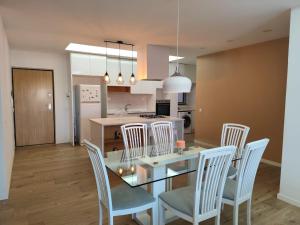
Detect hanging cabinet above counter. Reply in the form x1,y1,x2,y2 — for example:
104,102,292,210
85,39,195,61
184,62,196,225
70,53,137,86
70,53,162,94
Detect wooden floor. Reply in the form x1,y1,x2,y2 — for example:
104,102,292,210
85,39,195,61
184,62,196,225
0,143,300,225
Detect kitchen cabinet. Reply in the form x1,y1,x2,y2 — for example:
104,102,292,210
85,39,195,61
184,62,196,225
70,53,137,86
90,55,106,76
71,53,90,75
70,53,136,86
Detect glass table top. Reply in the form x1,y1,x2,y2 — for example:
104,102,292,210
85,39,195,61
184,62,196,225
105,144,240,187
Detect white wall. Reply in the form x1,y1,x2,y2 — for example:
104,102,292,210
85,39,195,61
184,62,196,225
278,7,300,207
0,16,15,200
10,50,71,144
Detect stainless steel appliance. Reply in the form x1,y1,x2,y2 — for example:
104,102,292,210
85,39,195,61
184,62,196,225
156,100,170,116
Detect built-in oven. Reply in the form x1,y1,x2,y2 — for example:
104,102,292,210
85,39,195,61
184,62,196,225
156,100,170,116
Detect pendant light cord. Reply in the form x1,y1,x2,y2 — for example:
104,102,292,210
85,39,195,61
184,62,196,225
105,41,108,72
131,45,133,74
119,43,121,74
176,0,180,73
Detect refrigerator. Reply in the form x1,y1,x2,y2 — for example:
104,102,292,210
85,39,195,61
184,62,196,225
74,84,101,144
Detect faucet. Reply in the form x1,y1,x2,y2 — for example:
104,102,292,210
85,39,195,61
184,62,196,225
124,104,131,112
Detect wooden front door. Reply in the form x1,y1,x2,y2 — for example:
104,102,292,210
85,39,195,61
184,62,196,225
13,68,55,146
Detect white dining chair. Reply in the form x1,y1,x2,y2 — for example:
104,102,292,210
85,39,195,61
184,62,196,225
83,140,155,225
151,121,174,156
222,138,269,225
121,123,148,162
159,145,236,225
221,123,250,178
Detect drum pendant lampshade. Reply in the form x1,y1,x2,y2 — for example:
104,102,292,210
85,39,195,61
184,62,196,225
163,71,192,93
163,0,192,93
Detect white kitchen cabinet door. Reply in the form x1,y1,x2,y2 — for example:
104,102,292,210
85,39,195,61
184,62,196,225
107,58,137,86
90,55,106,76
71,53,90,75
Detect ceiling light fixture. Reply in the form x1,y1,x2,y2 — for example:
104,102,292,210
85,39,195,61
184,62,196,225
65,43,137,58
116,42,124,85
129,44,136,85
104,41,110,83
163,0,192,93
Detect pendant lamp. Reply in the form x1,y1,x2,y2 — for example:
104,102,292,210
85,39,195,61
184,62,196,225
163,0,192,93
129,44,136,85
116,42,124,84
104,41,110,83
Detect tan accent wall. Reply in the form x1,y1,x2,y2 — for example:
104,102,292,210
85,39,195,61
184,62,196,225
195,38,288,163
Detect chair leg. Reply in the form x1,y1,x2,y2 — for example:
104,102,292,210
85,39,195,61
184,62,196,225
215,213,221,225
108,216,113,225
247,199,252,225
166,178,172,191
158,200,165,225
99,204,103,225
233,204,239,225
132,213,136,220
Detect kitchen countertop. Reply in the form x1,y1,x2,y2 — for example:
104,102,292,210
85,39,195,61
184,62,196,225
90,116,183,126
178,106,195,112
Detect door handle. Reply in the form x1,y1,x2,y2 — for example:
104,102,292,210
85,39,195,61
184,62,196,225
48,103,52,111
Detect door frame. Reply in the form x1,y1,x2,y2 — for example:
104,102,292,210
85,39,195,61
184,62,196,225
12,67,56,146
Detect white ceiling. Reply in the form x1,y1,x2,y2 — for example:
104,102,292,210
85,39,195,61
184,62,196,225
0,0,299,64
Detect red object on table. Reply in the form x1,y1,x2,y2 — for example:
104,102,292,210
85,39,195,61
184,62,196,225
176,140,186,149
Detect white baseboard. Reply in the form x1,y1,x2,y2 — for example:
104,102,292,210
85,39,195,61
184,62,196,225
277,193,300,208
261,159,281,167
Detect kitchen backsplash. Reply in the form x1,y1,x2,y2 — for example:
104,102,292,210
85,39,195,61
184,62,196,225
107,92,154,114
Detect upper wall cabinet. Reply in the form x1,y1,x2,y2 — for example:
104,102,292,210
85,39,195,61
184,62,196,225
90,55,106,76
70,53,137,86
71,53,91,75
71,53,106,76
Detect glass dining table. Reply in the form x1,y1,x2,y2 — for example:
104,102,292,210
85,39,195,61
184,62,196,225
104,144,239,225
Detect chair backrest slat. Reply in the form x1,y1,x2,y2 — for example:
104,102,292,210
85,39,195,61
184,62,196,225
194,146,236,217
84,140,112,211
151,121,174,156
236,138,269,199
221,123,250,159
121,123,147,161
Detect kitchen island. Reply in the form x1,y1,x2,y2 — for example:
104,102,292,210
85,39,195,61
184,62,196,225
89,116,184,153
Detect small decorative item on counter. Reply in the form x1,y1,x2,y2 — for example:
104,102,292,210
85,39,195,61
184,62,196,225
117,167,124,175
176,140,186,155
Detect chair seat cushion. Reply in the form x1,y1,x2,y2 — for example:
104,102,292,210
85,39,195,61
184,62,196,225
159,186,194,216
227,166,238,179
223,178,237,200
111,184,155,211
